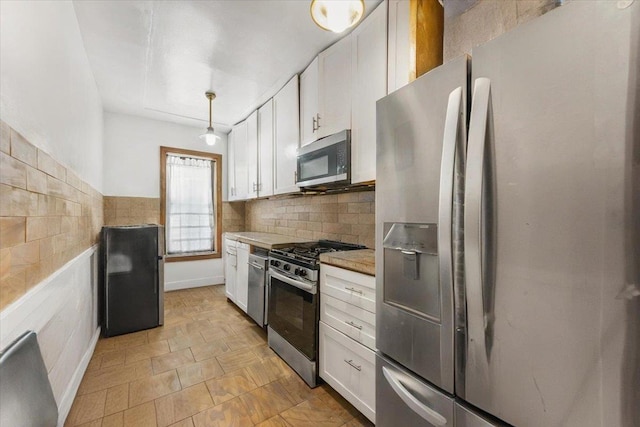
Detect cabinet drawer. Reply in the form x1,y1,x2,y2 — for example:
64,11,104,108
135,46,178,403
319,321,375,423
320,264,375,313
320,294,375,350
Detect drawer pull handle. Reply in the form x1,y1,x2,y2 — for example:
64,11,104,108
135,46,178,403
345,287,363,294
344,320,363,330
344,359,362,371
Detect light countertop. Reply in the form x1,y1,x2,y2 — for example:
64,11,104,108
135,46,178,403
319,249,375,276
224,232,314,250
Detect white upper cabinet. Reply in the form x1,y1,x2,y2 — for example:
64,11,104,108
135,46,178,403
300,36,352,147
258,99,275,197
387,0,411,93
227,129,236,201
351,1,388,184
300,57,319,147
246,110,258,199
230,120,248,200
317,35,352,139
273,75,300,195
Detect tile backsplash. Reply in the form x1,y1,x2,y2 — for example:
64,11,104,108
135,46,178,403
223,202,245,233
245,191,375,249
0,121,103,310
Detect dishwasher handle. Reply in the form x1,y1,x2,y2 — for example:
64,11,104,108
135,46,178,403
249,262,265,270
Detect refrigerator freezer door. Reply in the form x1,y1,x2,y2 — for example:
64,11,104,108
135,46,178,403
454,403,502,427
376,56,468,393
464,1,640,426
376,354,454,427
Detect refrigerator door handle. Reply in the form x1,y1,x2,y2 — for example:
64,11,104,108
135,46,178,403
382,366,448,426
438,86,463,392
464,77,492,395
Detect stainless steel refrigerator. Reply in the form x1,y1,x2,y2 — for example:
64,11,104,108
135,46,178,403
375,2,639,426
100,225,165,337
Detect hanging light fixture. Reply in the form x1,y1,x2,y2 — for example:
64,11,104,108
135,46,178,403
199,91,220,146
310,0,365,33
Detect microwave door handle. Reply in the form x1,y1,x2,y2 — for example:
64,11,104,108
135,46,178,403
464,77,492,398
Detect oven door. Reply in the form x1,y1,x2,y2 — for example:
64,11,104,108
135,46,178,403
267,269,318,360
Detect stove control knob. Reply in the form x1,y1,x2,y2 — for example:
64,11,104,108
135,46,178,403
294,268,301,275
283,264,291,271
272,260,280,267
299,270,307,277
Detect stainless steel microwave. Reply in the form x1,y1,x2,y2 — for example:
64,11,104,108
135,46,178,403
296,130,350,189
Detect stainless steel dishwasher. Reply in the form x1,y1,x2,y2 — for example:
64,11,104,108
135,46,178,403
247,248,269,327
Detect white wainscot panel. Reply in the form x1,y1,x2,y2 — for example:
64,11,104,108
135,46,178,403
0,246,100,427
165,258,224,291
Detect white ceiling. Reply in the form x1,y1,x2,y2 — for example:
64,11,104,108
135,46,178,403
73,0,382,133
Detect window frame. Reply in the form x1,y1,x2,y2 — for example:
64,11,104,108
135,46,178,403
160,146,222,262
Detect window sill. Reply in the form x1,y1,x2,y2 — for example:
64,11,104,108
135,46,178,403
165,252,221,262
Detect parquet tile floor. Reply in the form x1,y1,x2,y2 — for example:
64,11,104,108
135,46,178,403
66,285,374,427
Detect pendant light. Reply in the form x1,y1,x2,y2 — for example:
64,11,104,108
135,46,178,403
310,0,365,33
200,91,220,146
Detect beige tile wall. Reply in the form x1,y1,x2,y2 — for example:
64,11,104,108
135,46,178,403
103,197,245,234
444,0,557,62
245,191,375,249
0,121,103,310
103,196,160,226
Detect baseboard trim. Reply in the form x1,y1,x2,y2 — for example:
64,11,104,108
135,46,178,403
164,275,224,292
57,326,100,427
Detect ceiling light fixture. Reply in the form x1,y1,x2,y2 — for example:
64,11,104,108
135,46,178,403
310,0,365,33
200,91,220,146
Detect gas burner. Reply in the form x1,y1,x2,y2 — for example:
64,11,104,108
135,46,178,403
270,240,367,273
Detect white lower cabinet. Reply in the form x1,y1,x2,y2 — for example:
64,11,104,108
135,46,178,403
236,242,249,312
224,238,237,301
319,321,376,423
224,238,249,313
320,293,376,350
320,264,376,313
319,264,376,423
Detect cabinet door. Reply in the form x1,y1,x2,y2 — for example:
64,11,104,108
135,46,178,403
227,130,237,201
300,57,319,147
387,0,411,93
320,293,376,350
246,111,258,199
232,120,249,200
318,35,352,138
236,242,249,312
224,239,237,301
319,321,376,423
273,75,300,195
351,2,388,184
258,99,274,197
320,264,376,313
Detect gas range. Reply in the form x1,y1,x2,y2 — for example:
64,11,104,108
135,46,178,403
266,239,367,387
269,240,366,288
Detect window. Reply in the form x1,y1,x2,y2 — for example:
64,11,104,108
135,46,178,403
160,146,222,261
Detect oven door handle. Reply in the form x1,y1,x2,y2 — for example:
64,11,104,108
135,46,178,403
269,269,315,293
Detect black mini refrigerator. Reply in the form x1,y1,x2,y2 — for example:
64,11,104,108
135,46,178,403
100,225,164,337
